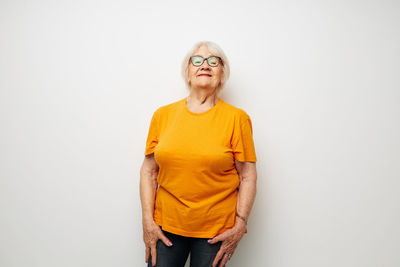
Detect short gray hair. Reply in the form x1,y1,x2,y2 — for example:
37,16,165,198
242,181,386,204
181,41,230,94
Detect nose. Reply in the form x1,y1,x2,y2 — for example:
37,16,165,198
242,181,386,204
200,60,210,69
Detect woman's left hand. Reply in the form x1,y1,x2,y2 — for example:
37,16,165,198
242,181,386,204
208,218,247,267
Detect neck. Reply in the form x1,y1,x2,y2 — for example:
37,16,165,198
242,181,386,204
187,89,219,106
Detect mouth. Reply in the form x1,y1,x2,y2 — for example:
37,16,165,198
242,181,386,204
198,74,212,77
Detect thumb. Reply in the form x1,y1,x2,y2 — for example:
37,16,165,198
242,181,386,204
158,231,173,247
208,232,225,244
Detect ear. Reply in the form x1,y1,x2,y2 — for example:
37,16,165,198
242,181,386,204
186,69,191,86
219,72,225,87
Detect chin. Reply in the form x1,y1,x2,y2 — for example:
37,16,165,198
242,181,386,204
195,82,213,88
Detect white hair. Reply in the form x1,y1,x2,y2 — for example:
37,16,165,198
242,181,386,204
181,41,230,94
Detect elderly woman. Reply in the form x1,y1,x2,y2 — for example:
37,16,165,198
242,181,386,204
140,41,258,267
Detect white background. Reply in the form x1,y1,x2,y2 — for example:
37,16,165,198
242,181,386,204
1,0,399,266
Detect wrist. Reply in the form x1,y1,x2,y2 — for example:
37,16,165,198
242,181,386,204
142,215,155,225
235,213,248,225
234,217,247,233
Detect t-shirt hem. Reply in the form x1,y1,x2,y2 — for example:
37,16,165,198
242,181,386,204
235,155,257,162
154,218,231,238
144,148,155,156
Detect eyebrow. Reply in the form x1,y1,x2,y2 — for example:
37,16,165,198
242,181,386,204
192,55,216,57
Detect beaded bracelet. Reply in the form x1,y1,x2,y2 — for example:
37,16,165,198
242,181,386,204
236,213,248,225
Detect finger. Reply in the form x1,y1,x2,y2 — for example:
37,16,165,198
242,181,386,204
220,254,230,267
150,245,157,267
212,249,225,267
158,231,173,247
208,232,227,244
145,246,150,263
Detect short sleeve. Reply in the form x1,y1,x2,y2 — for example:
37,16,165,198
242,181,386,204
231,112,257,162
144,110,159,156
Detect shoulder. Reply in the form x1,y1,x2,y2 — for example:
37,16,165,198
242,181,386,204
220,99,252,123
151,98,183,118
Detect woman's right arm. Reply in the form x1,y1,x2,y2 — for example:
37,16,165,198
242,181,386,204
140,153,172,266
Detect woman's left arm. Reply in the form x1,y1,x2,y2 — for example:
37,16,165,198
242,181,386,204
209,160,257,267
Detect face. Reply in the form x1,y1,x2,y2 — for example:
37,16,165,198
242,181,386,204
187,45,224,91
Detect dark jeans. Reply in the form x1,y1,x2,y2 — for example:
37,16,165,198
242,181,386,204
147,227,222,267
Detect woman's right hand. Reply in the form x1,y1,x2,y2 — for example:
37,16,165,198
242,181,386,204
143,220,173,266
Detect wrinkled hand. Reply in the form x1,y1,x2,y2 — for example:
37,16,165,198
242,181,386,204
143,220,173,266
208,219,246,267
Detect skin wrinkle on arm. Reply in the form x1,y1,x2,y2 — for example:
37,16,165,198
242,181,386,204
234,159,257,225
141,153,174,266
140,154,159,224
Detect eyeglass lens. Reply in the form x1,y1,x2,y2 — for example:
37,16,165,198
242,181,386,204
191,56,220,67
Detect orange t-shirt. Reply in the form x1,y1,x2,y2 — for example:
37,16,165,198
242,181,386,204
144,97,257,238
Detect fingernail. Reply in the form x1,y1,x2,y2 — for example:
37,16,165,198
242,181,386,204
208,239,212,243
168,241,173,246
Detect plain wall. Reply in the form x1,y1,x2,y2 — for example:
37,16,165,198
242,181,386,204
1,0,399,266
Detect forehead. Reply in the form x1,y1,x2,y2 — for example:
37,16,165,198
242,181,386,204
192,45,213,57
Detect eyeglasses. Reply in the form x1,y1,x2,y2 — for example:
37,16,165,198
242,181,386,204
190,55,223,67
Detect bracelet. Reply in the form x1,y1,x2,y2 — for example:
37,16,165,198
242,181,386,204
236,213,248,225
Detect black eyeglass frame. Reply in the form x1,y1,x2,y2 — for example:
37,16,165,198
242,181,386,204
189,55,223,67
